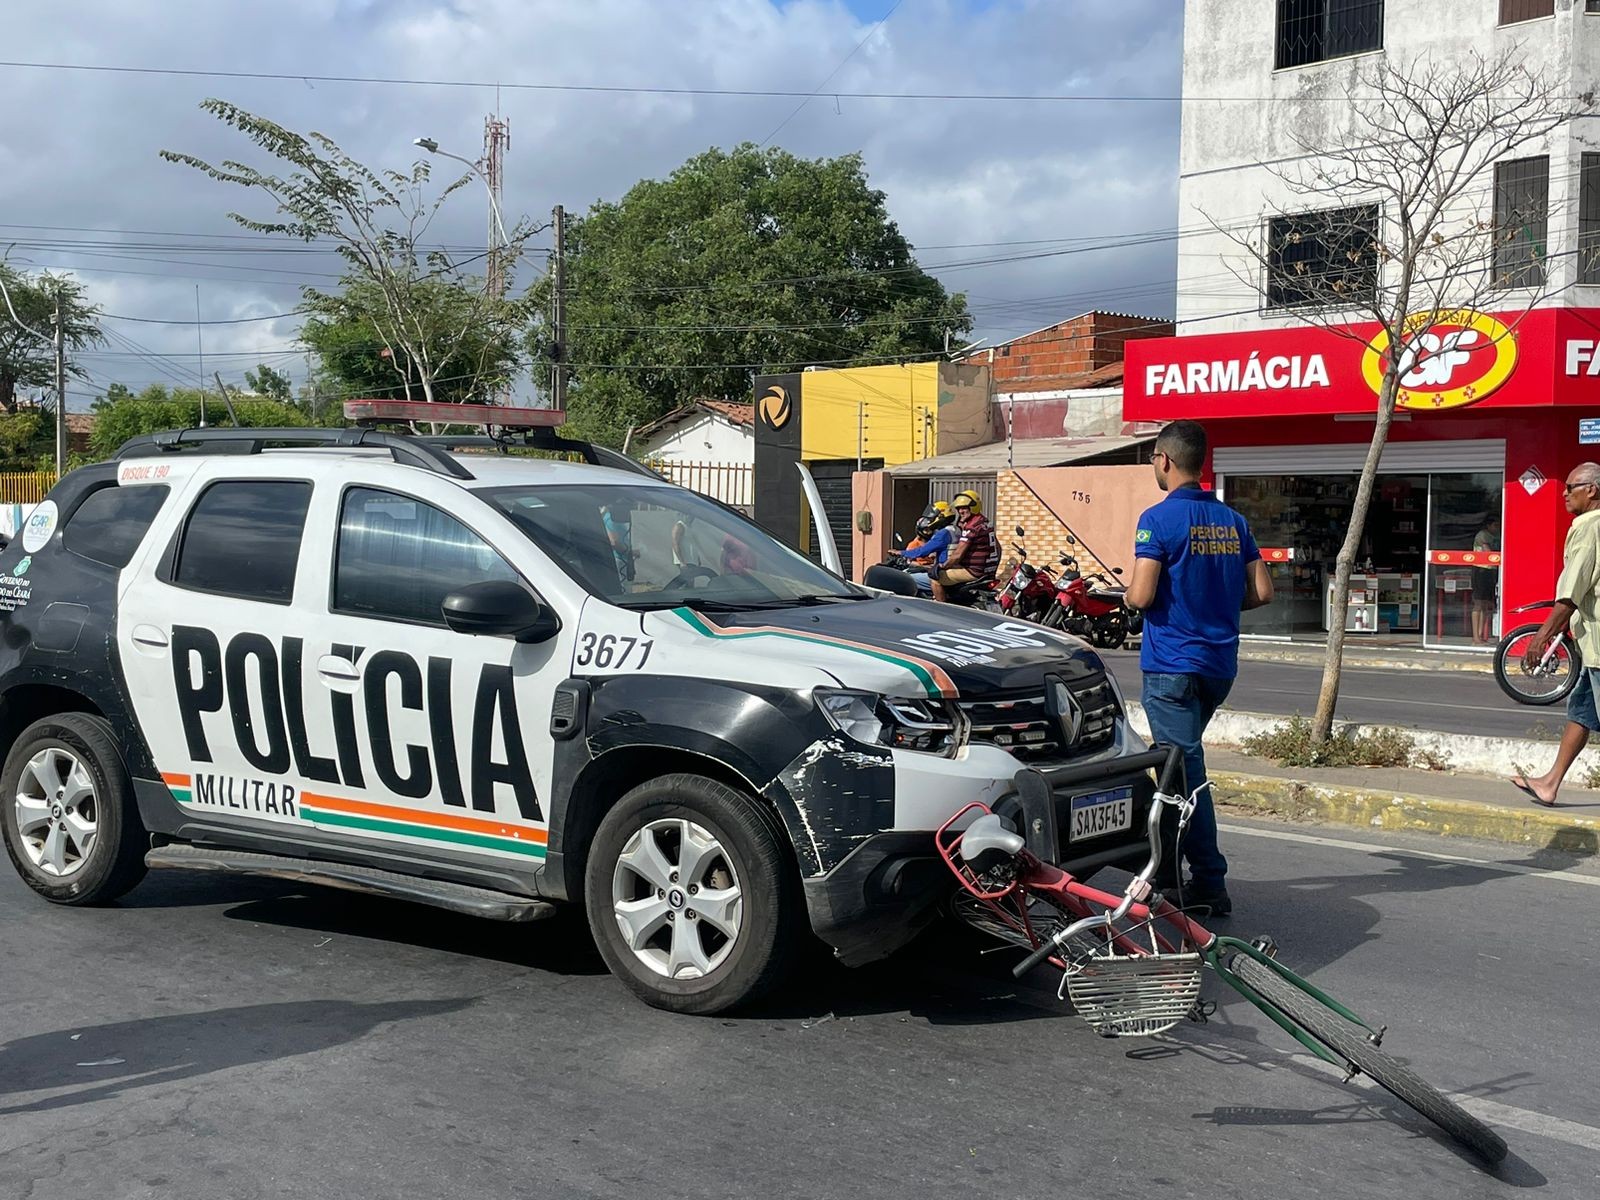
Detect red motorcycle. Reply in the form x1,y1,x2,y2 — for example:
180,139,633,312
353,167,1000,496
994,526,1058,622
1041,541,1130,648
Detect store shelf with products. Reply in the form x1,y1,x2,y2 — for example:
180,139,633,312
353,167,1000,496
1325,573,1382,634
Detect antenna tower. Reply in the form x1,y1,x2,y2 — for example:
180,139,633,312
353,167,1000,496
483,112,511,299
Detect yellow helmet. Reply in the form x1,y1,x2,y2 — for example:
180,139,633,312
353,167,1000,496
952,490,982,515
932,500,951,515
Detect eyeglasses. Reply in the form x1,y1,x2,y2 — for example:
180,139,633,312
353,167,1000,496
1566,482,1596,494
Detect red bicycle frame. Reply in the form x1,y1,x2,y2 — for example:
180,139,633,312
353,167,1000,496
936,801,1215,971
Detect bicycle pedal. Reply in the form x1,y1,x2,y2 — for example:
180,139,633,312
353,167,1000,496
1186,998,1217,1025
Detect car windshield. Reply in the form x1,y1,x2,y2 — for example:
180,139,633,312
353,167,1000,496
478,482,863,610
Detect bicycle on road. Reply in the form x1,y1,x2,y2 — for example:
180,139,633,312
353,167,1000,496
937,744,1507,1166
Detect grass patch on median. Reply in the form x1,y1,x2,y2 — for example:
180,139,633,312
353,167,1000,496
1242,715,1420,769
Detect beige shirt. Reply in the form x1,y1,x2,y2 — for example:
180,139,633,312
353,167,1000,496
1556,508,1600,661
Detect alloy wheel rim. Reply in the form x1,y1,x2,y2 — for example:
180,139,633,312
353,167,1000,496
15,747,98,878
611,818,744,981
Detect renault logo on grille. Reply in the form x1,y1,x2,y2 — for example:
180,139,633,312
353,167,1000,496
1049,677,1083,746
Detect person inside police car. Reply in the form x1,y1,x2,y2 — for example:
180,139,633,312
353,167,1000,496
1125,420,1274,917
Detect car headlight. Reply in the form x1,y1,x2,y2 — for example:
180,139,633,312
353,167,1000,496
816,689,959,754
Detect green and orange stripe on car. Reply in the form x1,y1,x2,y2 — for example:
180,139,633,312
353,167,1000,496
161,773,547,859
669,608,958,699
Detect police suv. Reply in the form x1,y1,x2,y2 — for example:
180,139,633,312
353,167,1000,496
0,424,1159,1013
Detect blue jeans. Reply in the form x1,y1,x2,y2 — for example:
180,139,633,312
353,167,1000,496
1141,672,1233,891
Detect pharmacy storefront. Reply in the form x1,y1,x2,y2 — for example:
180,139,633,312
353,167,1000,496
1125,308,1600,650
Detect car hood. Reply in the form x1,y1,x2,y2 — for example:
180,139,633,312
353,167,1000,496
656,596,1105,700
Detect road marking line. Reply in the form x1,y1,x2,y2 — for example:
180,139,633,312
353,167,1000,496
1251,687,1510,714
1220,823,1600,888
1292,1054,1600,1152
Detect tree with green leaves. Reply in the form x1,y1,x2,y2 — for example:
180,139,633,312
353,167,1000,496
0,263,102,413
301,276,527,408
529,144,972,446
90,383,308,459
242,363,293,401
163,100,535,406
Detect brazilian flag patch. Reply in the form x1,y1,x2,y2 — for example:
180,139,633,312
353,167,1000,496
1136,529,1152,543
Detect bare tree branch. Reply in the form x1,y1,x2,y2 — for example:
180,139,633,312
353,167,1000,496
1196,50,1583,744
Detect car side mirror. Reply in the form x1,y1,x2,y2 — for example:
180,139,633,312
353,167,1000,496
1066,535,1077,546
1015,525,1026,537
442,581,560,643
864,563,920,597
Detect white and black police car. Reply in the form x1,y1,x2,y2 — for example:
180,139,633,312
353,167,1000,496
0,414,1166,1013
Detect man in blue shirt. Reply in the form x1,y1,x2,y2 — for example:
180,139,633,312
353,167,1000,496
1125,420,1273,916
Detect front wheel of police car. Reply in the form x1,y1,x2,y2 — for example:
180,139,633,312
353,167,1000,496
585,774,801,1015
1,714,149,905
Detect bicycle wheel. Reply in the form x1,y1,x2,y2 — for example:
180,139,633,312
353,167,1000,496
1230,953,1506,1164
1494,624,1578,706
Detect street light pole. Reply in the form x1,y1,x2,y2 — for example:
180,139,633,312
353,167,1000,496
412,136,508,267
53,293,65,474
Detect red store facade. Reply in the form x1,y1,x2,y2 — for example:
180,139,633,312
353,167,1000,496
1124,308,1600,650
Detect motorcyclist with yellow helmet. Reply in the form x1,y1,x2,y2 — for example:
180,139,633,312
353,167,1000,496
931,490,999,602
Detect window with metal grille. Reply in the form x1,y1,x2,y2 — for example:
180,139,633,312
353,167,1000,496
1265,205,1379,310
1500,0,1554,23
1581,154,1600,285
1494,156,1549,289
1590,0,1600,13
1275,0,1384,70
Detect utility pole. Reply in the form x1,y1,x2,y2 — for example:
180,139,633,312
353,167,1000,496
551,203,568,411
52,291,66,476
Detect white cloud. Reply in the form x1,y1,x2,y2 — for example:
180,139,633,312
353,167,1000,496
0,0,1182,404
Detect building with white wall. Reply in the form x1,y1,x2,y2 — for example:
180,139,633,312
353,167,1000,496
1125,0,1600,650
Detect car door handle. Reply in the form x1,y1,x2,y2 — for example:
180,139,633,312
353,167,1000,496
317,655,361,687
131,625,169,652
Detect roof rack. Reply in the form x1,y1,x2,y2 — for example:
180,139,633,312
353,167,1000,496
419,432,666,482
115,427,477,481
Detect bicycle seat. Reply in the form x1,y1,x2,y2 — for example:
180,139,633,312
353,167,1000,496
960,813,1025,874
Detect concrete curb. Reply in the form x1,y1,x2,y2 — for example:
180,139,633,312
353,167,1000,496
1121,703,1600,855
1124,702,1596,777
1210,770,1600,856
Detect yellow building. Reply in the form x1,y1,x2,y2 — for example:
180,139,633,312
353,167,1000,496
752,361,990,574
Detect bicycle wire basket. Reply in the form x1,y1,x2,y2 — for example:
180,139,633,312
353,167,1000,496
1060,949,1204,1037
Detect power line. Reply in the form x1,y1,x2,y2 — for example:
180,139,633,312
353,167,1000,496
760,0,906,146
0,58,1193,101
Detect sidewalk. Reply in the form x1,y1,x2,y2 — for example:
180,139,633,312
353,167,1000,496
1209,747,1600,857
1233,641,1494,674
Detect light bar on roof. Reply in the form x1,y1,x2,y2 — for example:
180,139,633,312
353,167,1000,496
343,399,565,428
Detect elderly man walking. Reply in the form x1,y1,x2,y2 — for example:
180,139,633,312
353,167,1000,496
1511,462,1600,807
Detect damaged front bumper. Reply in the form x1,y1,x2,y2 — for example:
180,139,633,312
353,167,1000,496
799,729,1163,967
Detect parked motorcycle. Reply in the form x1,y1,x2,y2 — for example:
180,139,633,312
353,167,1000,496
1494,599,1581,705
1041,537,1132,648
994,526,1058,622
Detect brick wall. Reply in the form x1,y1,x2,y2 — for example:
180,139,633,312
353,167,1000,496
994,470,1113,578
988,312,1173,394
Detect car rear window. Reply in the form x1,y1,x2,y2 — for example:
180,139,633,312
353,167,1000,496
62,485,171,569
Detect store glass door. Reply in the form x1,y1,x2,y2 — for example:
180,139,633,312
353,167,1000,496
1423,472,1502,650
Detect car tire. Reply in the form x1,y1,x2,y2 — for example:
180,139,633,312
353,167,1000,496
585,773,799,1015
1,713,148,905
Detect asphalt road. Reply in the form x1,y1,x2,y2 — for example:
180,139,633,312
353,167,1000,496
1103,651,1564,740
2,821,1596,1199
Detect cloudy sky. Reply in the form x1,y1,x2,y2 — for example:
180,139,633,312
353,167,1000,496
0,0,1183,408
